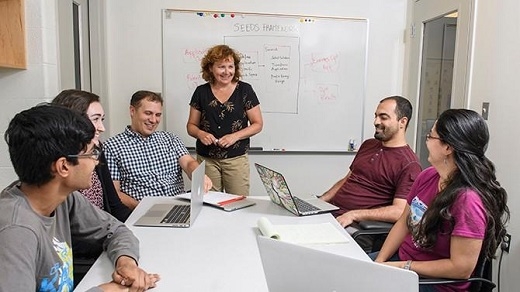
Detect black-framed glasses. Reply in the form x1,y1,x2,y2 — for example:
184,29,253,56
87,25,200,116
425,133,442,141
67,148,101,161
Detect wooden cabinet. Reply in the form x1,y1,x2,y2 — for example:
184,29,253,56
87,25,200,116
0,0,26,69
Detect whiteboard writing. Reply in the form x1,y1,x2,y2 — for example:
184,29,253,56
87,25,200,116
163,10,368,151
226,36,300,114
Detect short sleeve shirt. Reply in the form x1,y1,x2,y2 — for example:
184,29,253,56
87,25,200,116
399,167,487,260
330,138,422,215
189,81,260,159
398,167,487,292
103,127,190,200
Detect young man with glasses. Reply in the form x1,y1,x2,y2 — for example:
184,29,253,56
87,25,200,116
67,148,102,160
0,104,159,291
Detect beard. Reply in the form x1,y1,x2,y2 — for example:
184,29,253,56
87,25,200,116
374,125,397,142
374,126,386,141
374,131,385,141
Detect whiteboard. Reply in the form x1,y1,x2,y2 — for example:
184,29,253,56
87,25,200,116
162,9,368,152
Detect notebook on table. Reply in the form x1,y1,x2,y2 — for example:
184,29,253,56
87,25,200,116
254,163,338,216
133,161,205,228
177,191,256,212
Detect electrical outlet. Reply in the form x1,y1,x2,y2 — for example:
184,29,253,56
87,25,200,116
501,233,512,253
482,102,490,120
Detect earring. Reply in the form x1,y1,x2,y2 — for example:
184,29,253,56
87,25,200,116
444,157,448,165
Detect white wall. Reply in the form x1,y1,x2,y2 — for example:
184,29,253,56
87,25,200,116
0,0,60,187
8,0,520,289
470,0,520,290
99,0,408,197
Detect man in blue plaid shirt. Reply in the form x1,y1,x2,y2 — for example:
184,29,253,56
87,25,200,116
104,90,212,210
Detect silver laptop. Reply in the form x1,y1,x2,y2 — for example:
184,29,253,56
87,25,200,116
256,236,418,292
254,163,338,216
133,161,205,228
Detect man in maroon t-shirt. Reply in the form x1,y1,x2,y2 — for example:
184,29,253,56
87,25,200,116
320,96,421,232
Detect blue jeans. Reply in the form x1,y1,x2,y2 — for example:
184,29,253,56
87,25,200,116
368,252,437,292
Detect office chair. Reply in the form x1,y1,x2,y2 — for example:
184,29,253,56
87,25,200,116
349,220,393,253
419,254,495,292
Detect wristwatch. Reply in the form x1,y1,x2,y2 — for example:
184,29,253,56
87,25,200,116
403,260,413,270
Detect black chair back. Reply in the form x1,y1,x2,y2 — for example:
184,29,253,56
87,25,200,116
468,254,494,292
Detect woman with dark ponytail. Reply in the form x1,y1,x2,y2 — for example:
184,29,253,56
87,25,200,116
374,109,509,292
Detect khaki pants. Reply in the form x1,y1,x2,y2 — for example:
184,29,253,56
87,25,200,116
197,154,250,196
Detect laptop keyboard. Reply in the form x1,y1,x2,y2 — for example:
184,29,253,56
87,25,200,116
293,197,320,212
161,205,190,223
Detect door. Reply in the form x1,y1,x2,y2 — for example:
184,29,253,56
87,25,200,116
406,0,474,167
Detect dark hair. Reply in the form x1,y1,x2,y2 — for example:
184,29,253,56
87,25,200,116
380,96,413,129
4,104,95,186
415,109,509,260
52,89,100,115
200,45,241,83
130,90,163,107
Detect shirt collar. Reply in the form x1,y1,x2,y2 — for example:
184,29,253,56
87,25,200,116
124,125,155,140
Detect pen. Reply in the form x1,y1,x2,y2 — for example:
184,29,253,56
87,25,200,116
218,196,245,206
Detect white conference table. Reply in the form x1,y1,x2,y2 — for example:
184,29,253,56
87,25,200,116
75,196,369,292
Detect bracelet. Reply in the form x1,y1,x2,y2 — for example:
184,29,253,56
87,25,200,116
403,260,413,270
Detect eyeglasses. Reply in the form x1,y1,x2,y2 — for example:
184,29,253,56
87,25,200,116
67,148,101,161
425,133,442,141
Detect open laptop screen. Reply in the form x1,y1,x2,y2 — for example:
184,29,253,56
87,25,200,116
255,163,299,215
189,160,205,224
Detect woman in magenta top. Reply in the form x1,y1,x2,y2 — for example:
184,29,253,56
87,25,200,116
374,109,509,292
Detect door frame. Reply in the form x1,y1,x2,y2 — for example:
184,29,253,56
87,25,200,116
404,0,475,151
57,0,92,91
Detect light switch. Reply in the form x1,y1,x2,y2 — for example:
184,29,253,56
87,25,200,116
482,102,489,120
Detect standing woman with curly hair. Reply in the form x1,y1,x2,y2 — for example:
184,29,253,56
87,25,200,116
187,45,263,196
374,109,509,292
